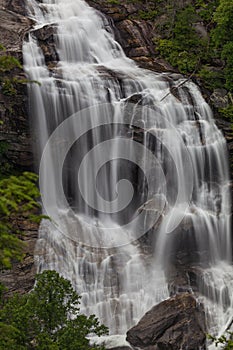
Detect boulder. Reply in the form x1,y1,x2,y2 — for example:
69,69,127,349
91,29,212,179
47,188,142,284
126,293,206,350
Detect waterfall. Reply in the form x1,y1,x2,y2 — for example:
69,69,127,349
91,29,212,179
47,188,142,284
23,0,233,346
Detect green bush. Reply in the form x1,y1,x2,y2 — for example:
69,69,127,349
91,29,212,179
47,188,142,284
0,55,22,73
0,172,42,269
157,5,208,74
221,42,233,92
0,270,108,349
138,10,158,20
218,105,233,123
212,0,233,48
198,66,225,90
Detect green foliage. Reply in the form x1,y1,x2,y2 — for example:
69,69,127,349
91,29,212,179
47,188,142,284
157,5,207,73
0,55,22,73
0,45,22,96
138,10,158,20
195,0,219,22
0,44,39,96
106,0,120,4
151,0,233,93
198,66,225,90
0,283,5,303
208,331,233,349
0,322,26,350
0,141,9,158
0,270,108,349
221,42,233,92
212,0,233,48
209,0,233,91
1,78,17,95
0,172,41,269
218,105,233,123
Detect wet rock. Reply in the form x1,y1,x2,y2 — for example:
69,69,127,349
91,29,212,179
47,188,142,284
126,293,206,350
134,56,175,72
86,0,161,71
216,119,233,142
32,24,58,64
166,265,194,296
116,19,153,58
126,93,143,104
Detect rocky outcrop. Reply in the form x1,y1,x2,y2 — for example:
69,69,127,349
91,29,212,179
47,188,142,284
126,293,206,350
0,0,34,170
32,24,58,66
0,0,36,295
87,0,174,72
0,1,31,51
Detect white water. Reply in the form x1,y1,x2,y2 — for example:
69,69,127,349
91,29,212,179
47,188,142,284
23,0,233,346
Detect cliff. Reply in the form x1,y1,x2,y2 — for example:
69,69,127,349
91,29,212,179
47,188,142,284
0,0,232,316
0,0,37,294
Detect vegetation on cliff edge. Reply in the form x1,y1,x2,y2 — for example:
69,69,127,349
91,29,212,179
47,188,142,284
0,270,108,349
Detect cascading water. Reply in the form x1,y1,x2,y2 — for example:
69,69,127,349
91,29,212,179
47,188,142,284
23,0,233,346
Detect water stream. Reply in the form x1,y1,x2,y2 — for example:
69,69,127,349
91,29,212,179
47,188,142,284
23,0,233,346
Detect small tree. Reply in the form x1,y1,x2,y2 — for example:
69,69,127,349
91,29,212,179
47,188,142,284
0,270,108,349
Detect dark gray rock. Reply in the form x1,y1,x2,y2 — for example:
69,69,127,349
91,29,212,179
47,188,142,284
86,0,176,73
126,293,206,350
210,88,229,109
0,0,34,170
32,24,59,64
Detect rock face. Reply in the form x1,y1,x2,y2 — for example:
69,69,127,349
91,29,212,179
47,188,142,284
0,1,31,50
0,0,232,323
87,0,174,72
0,0,36,295
126,293,206,350
86,0,233,186
0,0,34,171
0,217,39,295
88,0,233,300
